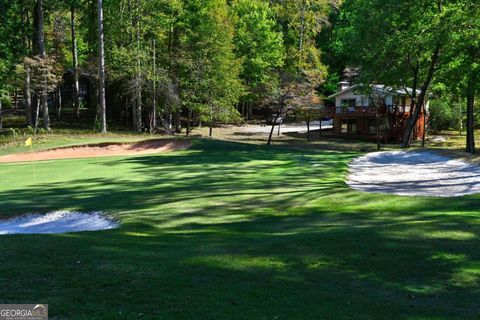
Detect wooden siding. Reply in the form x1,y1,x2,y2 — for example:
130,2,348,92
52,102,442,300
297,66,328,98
325,104,426,143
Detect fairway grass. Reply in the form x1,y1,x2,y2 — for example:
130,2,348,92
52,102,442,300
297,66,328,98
0,139,479,319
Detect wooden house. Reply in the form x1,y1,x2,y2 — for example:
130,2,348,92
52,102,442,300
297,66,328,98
325,82,428,143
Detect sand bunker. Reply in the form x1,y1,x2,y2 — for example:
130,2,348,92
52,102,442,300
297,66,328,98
348,150,480,197
0,139,190,163
0,211,118,235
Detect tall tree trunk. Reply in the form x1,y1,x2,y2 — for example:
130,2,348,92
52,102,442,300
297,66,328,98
298,0,306,52
174,110,181,133
421,104,427,148
318,112,322,136
376,111,381,151
24,2,33,126
134,0,142,132
14,90,18,110
186,108,192,137
151,39,157,133
57,87,62,119
209,106,213,137
136,88,142,132
466,74,476,154
0,99,3,130
71,5,81,119
24,66,33,126
40,90,50,130
97,0,107,133
267,110,282,145
34,98,40,132
131,100,137,130
37,0,50,131
401,44,441,148
36,0,46,57
32,94,38,126
458,96,463,136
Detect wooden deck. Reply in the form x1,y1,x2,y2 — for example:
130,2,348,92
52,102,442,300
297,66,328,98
327,104,424,143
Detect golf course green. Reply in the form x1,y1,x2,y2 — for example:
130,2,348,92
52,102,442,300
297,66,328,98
0,139,479,319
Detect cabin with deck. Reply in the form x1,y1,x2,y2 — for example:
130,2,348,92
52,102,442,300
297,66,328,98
326,82,428,143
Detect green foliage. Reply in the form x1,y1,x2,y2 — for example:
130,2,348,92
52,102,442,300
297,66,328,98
231,0,285,101
177,0,244,123
0,0,333,130
272,0,330,80
0,128,19,138
429,98,464,132
339,0,450,88
265,0,331,111
0,96,13,109
319,72,340,98
0,0,34,87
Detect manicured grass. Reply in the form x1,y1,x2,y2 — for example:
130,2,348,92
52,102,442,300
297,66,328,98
0,139,479,319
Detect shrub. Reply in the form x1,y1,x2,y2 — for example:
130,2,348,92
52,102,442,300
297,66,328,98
429,99,463,133
0,128,18,137
0,96,13,109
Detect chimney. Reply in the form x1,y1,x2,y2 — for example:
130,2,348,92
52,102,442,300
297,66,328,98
338,81,350,92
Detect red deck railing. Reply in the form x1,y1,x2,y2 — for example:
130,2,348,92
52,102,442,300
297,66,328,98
335,105,411,115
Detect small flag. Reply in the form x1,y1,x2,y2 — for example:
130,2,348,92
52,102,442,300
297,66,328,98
25,137,33,147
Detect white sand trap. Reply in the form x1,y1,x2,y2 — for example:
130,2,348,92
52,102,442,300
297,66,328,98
348,151,480,197
0,211,118,235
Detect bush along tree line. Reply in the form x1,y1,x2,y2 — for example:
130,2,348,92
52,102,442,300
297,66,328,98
0,0,337,137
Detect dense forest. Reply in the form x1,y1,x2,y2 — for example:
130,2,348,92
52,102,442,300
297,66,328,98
0,0,479,151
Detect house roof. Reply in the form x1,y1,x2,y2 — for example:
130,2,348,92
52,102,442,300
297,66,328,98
371,85,421,97
327,84,360,99
327,84,420,99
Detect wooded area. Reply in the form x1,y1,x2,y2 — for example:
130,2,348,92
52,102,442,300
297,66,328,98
0,0,479,151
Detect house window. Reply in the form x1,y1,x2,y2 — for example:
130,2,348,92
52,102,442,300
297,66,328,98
341,99,356,108
360,96,367,106
394,96,406,106
341,119,357,134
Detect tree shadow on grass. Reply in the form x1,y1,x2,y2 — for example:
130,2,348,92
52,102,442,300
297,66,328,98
0,139,479,319
0,140,354,216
